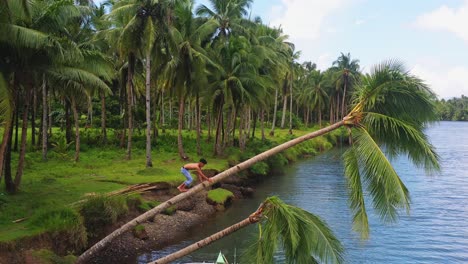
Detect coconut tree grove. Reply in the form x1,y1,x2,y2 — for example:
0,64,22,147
1,0,442,263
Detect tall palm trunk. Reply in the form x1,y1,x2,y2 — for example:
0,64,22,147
76,120,345,264
260,108,265,141
177,94,188,159
214,99,224,155
151,205,264,264
251,111,257,139
160,89,165,133
48,89,52,137
280,93,287,129
4,126,14,193
270,85,278,136
14,90,30,188
31,88,36,146
126,53,135,160
65,99,72,144
13,99,19,151
289,77,293,134
71,97,80,162
101,91,107,144
145,53,153,167
42,76,48,161
0,118,13,183
341,72,349,120
207,106,212,141
196,92,201,156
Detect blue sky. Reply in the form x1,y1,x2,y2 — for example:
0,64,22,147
94,0,468,99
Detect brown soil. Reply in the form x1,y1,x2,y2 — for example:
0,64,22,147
88,190,218,264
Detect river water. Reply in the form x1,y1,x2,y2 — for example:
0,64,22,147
138,121,468,263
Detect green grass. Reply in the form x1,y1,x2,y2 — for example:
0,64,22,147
0,126,341,243
207,188,234,204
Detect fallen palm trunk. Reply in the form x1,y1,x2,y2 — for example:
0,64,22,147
76,121,344,263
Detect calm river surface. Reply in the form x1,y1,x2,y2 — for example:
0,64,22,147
138,121,468,263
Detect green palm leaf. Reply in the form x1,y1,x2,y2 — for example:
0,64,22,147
351,128,410,223
343,146,369,238
363,112,439,171
244,196,344,264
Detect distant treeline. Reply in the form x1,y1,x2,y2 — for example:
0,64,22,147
436,95,468,121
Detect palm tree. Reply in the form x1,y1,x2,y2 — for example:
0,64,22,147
165,0,216,159
332,52,360,119
0,0,103,190
195,0,253,40
151,197,343,264
77,61,439,263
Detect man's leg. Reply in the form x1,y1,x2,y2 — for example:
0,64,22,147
179,168,193,192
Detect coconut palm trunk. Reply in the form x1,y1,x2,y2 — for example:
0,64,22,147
101,91,107,145
196,92,201,156
289,76,293,134
31,88,36,146
41,76,48,161
145,52,153,167
270,85,278,136
76,120,344,263
0,118,13,183
280,93,287,128
260,108,265,141
126,53,135,160
177,94,188,159
151,205,264,264
71,97,80,162
14,90,30,188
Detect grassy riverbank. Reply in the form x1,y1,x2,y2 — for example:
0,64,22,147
0,126,342,248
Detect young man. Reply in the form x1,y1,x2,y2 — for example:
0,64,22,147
177,158,211,192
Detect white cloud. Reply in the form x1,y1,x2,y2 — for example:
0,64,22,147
411,63,468,99
316,53,333,70
269,0,347,40
414,0,468,44
354,19,365,25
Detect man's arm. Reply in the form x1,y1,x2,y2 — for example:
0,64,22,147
196,167,211,182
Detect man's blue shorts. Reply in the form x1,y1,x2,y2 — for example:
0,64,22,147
181,167,193,187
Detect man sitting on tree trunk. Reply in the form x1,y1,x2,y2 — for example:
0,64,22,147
177,158,211,192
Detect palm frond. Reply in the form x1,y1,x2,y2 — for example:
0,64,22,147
47,66,111,94
364,112,439,171
351,127,410,223
343,147,369,238
243,197,343,264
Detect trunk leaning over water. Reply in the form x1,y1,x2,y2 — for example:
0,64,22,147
76,120,345,264
151,204,264,264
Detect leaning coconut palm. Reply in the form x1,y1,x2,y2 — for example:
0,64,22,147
151,197,343,264
77,60,439,263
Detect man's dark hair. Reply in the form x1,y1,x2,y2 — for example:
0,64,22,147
199,158,207,164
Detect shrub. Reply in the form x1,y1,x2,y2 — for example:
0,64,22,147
79,195,128,238
29,208,87,252
31,249,76,264
250,161,269,176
